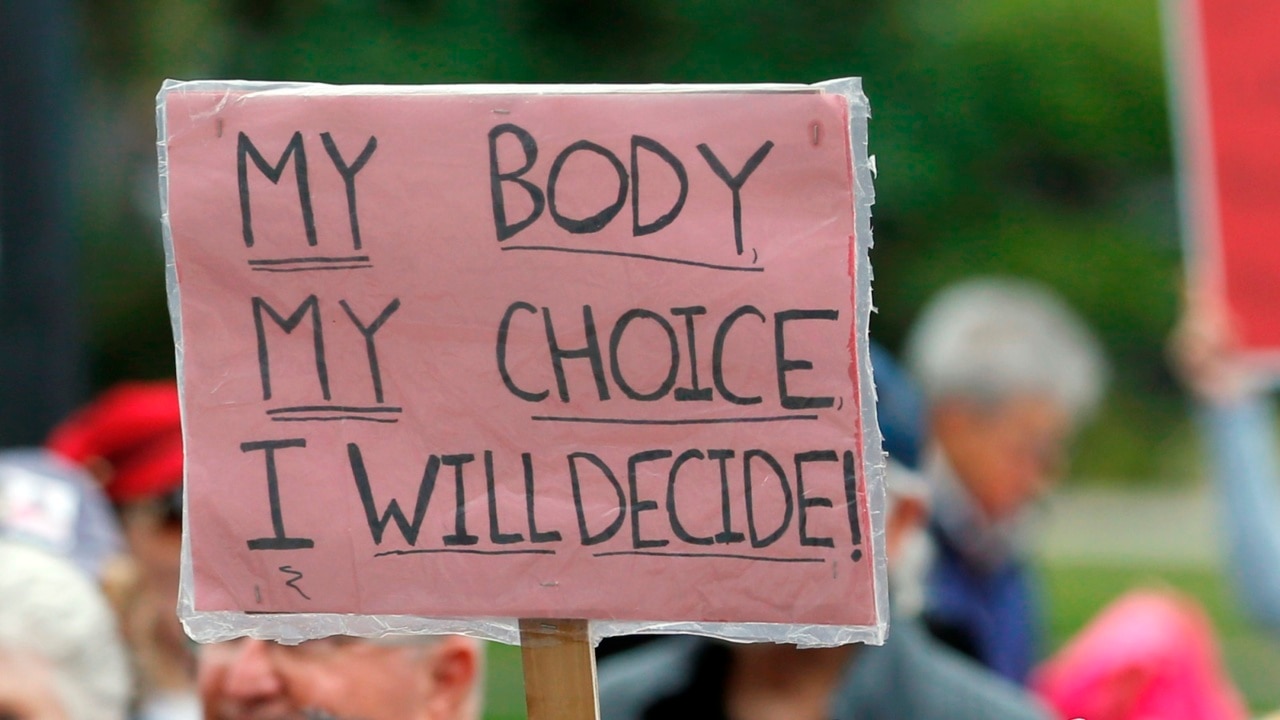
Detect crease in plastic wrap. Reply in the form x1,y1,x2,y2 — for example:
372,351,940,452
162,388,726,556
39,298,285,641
157,77,887,648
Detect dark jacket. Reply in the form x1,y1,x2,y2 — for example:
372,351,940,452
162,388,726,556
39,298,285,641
598,619,1051,720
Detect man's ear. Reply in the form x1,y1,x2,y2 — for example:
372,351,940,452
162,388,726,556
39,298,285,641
885,494,928,561
423,636,481,720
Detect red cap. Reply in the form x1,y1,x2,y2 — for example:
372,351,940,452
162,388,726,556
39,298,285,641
46,381,184,504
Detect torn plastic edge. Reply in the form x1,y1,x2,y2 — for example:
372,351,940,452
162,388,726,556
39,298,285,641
158,77,887,648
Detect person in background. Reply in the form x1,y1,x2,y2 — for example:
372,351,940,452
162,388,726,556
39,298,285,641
197,635,483,720
0,540,133,720
1173,293,1280,635
598,348,1052,720
0,446,126,584
45,381,194,720
904,278,1107,685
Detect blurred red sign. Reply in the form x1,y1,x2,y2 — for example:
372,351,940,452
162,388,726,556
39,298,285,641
1175,0,1280,360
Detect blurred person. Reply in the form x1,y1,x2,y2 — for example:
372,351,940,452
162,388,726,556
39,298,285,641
599,348,1052,720
1172,293,1280,635
0,447,126,583
904,278,1107,684
1177,285,1280,717
45,381,194,720
197,634,482,720
0,540,133,720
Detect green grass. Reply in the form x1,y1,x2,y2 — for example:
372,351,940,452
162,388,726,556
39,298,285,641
483,642,527,720
479,561,1280,718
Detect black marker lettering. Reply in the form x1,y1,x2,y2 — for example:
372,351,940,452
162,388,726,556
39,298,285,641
279,565,310,600
671,306,712,401
242,439,314,550
497,302,549,402
522,453,561,543
843,450,864,561
743,449,792,548
441,454,479,546
252,295,329,401
319,133,377,250
484,451,525,545
627,450,672,549
547,140,628,234
775,309,839,410
666,449,713,546
543,305,610,402
631,135,688,236
348,443,440,546
795,450,837,548
488,124,545,241
339,298,400,404
713,305,765,405
609,309,679,401
696,140,774,255
569,452,625,545
238,131,316,248
709,449,744,544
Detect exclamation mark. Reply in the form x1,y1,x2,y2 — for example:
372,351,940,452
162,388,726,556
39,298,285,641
842,450,863,561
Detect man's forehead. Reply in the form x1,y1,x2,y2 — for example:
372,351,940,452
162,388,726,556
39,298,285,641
206,635,436,661
284,635,438,654
944,393,1070,425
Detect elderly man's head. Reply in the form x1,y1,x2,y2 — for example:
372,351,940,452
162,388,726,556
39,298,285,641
198,634,481,720
906,278,1106,521
0,541,132,720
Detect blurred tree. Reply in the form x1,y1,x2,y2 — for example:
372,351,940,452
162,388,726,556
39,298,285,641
74,0,1182,480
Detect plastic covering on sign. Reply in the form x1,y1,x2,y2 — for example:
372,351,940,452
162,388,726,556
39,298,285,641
158,78,887,648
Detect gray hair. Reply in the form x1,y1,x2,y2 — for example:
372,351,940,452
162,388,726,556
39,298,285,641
904,278,1107,423
0,541,133,720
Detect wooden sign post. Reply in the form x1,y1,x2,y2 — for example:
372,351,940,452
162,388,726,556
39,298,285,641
159,80,884,717
520,619,599,720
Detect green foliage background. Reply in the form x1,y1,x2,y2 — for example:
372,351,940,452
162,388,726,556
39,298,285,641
78,0,1191,483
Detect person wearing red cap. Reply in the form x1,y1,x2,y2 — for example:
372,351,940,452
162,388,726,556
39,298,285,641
47,380,196,720
47,381,186,505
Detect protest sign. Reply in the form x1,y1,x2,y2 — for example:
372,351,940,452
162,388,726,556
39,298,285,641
159,79,885,648
1170,0,1280,363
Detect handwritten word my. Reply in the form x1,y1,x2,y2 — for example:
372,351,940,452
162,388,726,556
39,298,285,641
238,131,378,250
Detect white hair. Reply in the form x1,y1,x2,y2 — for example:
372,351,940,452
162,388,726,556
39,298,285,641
904,278,1107,422
0,541,133,720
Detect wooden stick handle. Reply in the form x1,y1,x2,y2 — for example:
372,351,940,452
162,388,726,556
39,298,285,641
520,618,600,720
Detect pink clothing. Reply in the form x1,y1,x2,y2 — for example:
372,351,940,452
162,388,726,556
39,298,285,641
1033,590,1247,720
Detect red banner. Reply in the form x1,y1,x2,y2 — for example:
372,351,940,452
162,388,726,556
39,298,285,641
1175,0,1280,361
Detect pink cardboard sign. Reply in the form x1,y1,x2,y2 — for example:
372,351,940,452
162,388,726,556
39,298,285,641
160,81,883,642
